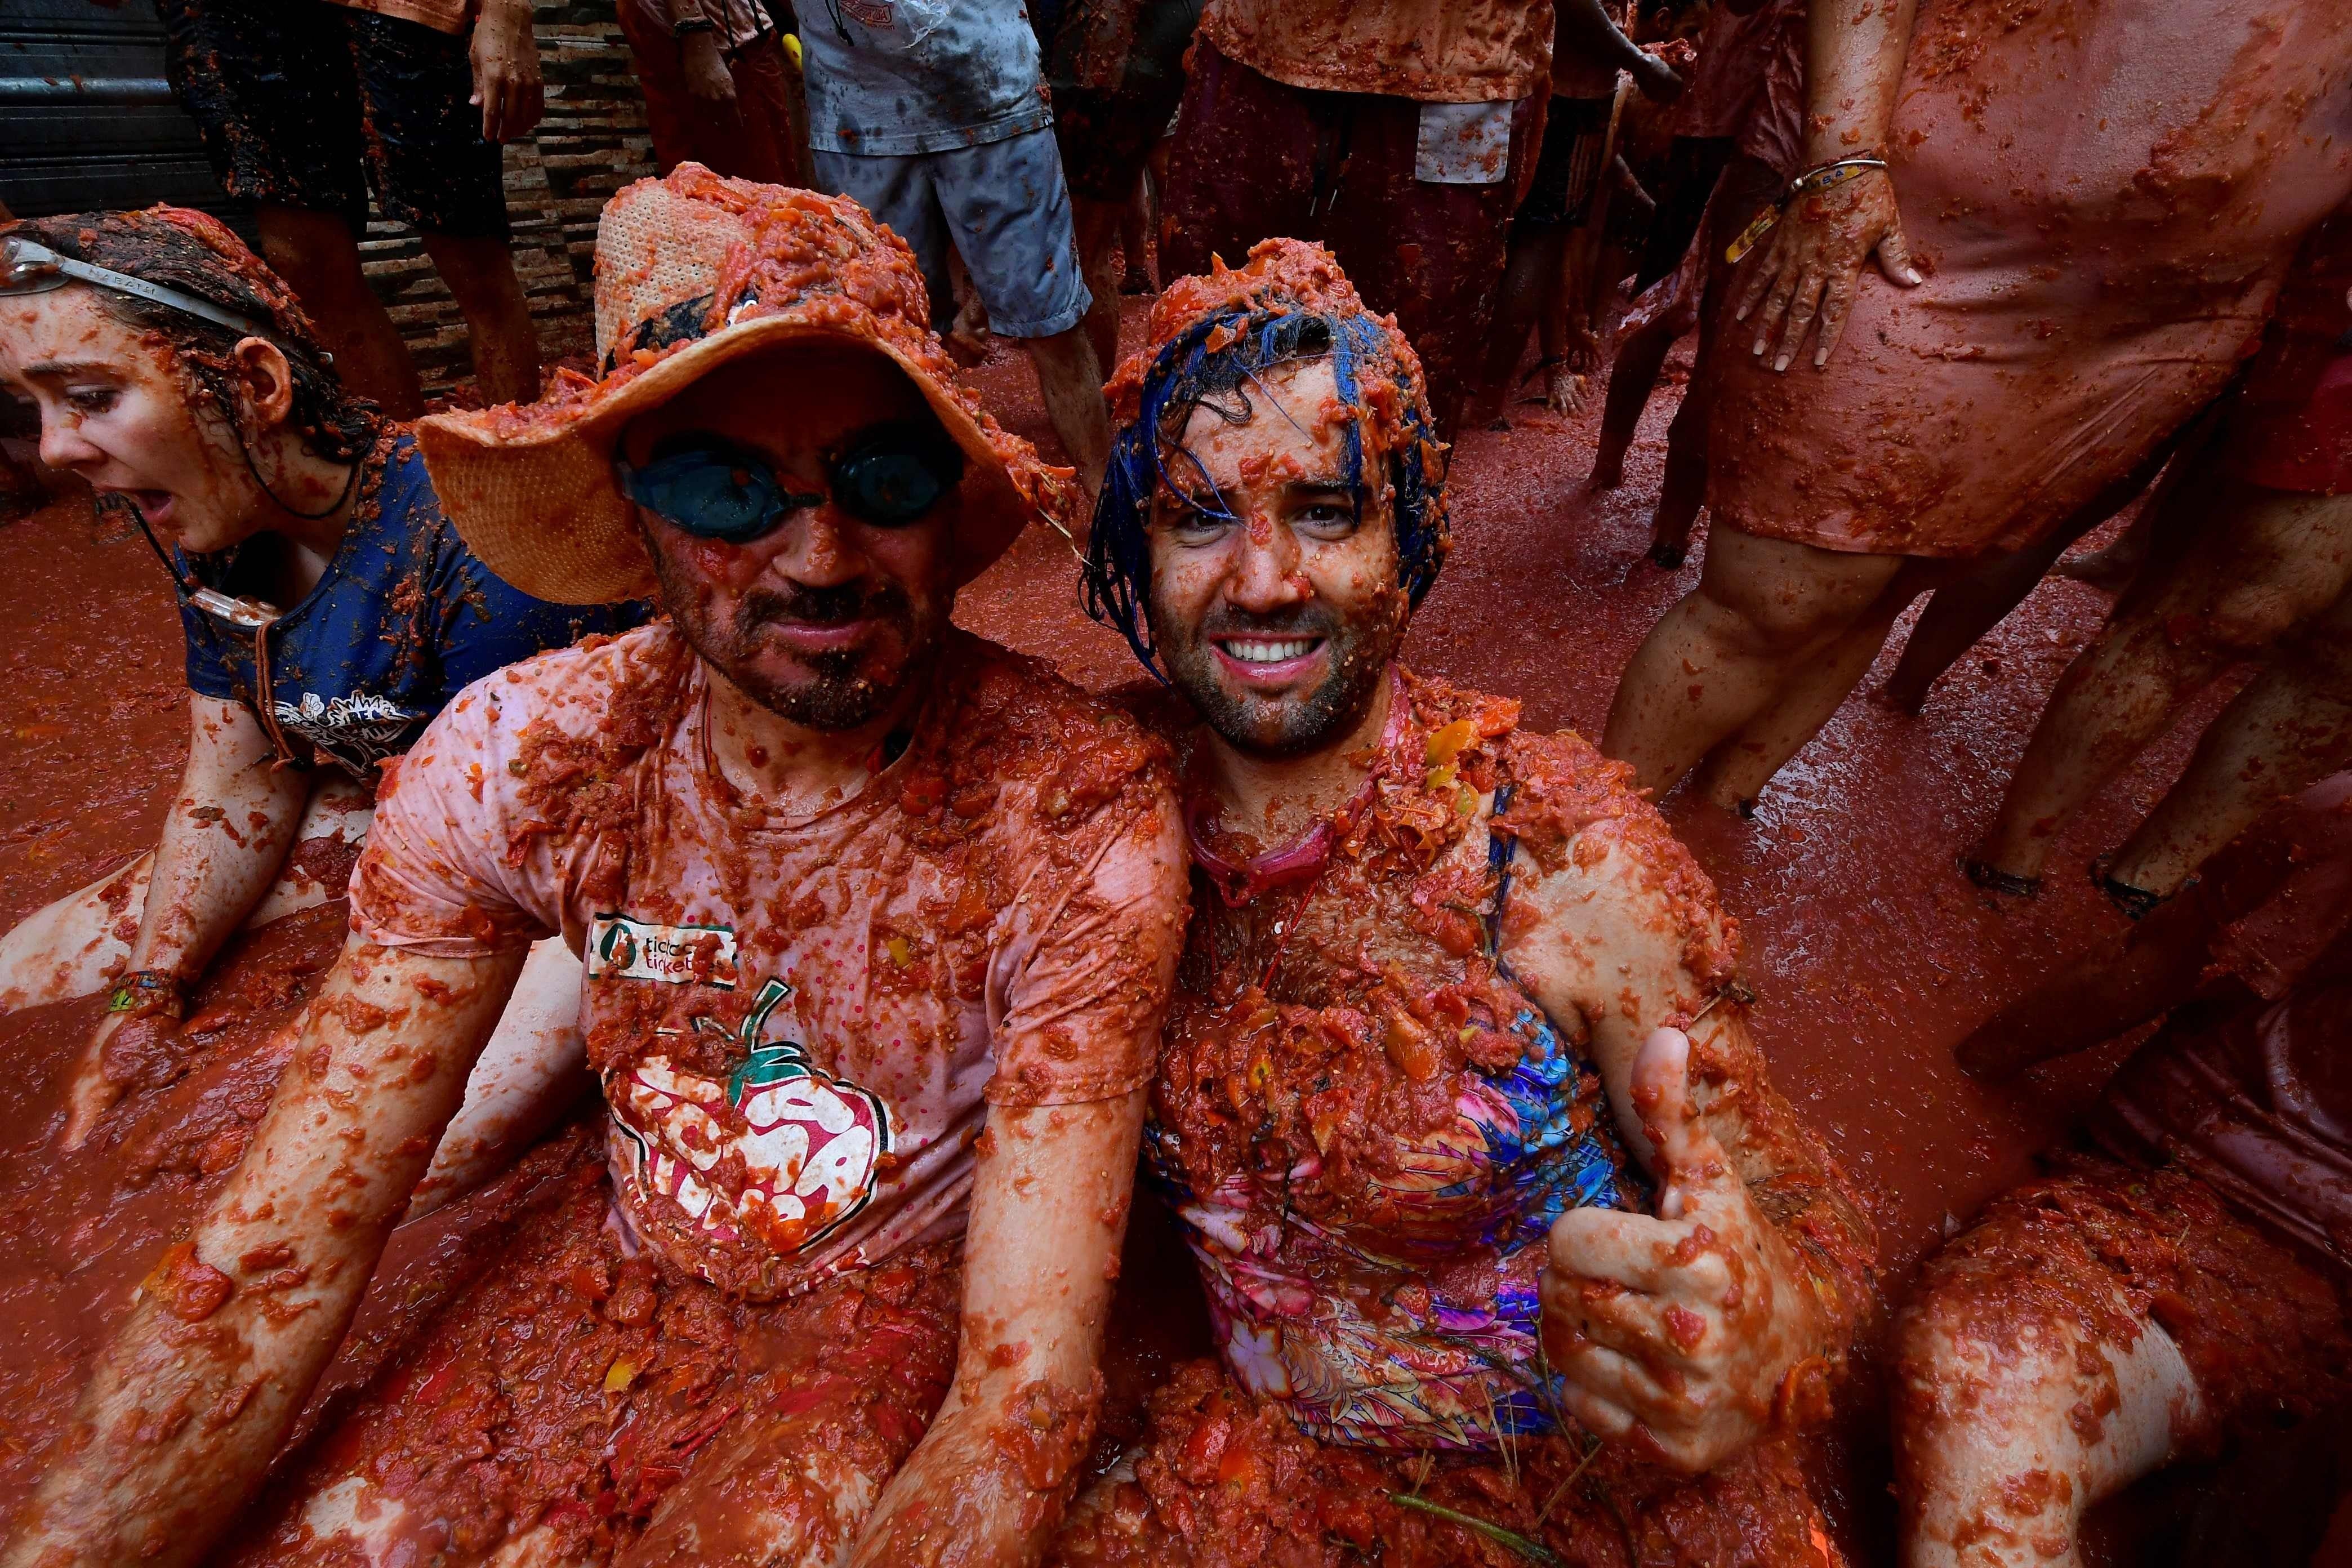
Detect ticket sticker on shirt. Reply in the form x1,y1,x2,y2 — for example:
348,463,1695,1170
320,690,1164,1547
1414,101,1514,186
587,912,740,989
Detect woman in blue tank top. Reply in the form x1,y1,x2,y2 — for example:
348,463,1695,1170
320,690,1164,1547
0,207,635,1171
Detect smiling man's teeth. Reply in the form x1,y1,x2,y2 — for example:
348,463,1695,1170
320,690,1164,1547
1224,639,1316,664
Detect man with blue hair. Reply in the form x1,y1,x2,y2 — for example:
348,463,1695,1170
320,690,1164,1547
1054,239,1876,1565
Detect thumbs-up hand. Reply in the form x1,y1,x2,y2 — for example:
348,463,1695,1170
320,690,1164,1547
1539,1027,1824,1473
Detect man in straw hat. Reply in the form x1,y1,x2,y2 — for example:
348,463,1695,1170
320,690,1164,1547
1046,239,1873,1565
5,166,1186,1568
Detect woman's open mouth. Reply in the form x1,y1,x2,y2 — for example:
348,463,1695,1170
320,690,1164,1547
97,488,175,527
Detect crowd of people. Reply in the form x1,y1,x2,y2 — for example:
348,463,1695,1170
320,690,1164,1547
0,0,2347,1563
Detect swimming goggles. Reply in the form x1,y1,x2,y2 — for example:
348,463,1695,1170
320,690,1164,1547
614,424,964,544
0,234,288,348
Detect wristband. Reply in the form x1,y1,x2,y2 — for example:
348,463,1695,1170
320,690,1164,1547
1787,154,1891,190
1683,975,1757,1030
1725,157,1891,265
673,16,719,37
107,969,186,1022
1770,1352,1836,1430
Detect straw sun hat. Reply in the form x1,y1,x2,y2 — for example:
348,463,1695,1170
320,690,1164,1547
415,165,1082,605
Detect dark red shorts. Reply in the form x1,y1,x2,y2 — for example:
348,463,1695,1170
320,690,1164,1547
156,0,509,238
616,2,808,188
1159,41,1539,431
2229,210,2352,496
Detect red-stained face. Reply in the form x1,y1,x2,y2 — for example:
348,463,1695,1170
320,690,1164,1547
621,344,965,732
1144,357,1406,756
0,286,269,554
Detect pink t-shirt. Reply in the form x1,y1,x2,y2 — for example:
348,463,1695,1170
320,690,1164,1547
354,623,1186,1300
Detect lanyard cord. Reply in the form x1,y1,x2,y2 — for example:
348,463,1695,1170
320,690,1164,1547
249,614,302,768
239,430,360,521
116,489,195,594
112,493,307,768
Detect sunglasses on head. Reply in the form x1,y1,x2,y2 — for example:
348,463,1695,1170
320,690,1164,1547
0,235,324,363
615,422,965,544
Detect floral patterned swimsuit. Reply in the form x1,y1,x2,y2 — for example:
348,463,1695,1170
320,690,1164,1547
1144,677,1650,1452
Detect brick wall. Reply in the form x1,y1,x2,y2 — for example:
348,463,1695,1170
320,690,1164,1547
362,2,662,394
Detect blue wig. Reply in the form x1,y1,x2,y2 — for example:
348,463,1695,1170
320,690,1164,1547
1081,305,1447,680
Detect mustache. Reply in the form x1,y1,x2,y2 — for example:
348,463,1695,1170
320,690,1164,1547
1199,603,1338,641
740,580,911,630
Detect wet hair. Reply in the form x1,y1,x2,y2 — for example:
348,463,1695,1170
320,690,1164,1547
1082,307,1443,679
10,208,377,462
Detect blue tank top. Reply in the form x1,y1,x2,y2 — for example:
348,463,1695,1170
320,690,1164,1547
1144,680,1650,1451
177,428,642,780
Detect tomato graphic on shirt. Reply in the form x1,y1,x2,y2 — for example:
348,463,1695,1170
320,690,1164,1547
609,978,893,1258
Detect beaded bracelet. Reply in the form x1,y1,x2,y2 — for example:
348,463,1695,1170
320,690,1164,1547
1724,157,1892,264
106,969,186,1023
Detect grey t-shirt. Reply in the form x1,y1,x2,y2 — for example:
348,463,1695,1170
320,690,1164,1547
800,0,1053,155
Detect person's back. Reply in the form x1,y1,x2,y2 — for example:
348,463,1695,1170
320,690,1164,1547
796,0,1050,155
1199,0,1552,103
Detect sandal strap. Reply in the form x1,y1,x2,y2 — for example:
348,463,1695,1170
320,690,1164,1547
2095,867,2195,921
1959,856,2042,899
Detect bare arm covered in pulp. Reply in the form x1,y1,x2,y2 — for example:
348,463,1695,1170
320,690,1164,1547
64,695,314,1146
1497,765,1876,1471
852,1090,1150,1566
5,939,525,1567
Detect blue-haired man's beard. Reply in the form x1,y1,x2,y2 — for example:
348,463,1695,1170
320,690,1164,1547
1146,594,1404,759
